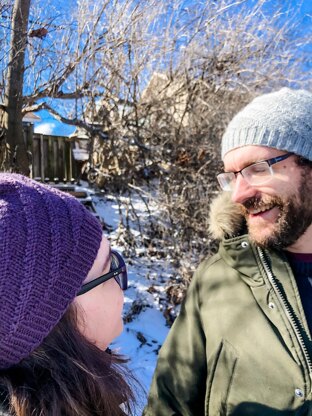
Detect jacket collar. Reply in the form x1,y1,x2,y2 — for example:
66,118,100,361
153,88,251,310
209,192,247,240
208,192,267,286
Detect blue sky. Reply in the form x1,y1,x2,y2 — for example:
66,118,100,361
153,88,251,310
33,109,76,137
301,0,312,15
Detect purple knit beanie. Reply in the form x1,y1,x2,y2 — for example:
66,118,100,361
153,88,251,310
0,173,103,369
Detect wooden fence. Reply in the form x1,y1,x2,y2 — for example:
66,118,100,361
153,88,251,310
24,124,81,183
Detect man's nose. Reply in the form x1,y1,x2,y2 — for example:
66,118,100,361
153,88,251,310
231,173,257,205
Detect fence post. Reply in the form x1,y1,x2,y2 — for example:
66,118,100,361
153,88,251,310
40,134,45,182
32,133,78,184
22,122,34,178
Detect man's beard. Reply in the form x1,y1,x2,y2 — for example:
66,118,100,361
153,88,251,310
241,171,312,250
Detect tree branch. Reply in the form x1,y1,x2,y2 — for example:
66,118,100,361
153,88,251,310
23,101,108,139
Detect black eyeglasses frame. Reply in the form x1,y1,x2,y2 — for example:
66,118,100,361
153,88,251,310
77,250,128,296
217,152,293,191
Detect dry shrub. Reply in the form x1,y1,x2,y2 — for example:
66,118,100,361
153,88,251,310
139,87,252,298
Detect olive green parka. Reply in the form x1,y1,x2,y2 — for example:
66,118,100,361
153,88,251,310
144,193,312,416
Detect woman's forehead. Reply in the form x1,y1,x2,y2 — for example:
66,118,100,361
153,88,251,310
85,236,110,283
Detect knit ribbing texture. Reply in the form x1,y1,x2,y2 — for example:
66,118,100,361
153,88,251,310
221,88,312,160
0,174,102,369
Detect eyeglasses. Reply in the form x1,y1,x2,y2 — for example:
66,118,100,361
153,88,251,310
217,153,293,192
77,250,128,296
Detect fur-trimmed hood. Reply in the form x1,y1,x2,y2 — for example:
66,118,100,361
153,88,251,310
208,192,246,240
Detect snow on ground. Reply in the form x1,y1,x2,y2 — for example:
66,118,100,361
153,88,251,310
92,189,172,413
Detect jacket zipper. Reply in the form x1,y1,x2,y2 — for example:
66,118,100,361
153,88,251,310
257,246,312,393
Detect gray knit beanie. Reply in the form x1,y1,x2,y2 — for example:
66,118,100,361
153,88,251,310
221,87,312,160
0,173,103,369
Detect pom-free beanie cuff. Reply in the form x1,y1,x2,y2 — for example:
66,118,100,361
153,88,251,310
0,174,103,368
221,88,312,160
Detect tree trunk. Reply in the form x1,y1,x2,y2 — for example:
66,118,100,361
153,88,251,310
2,0,31,175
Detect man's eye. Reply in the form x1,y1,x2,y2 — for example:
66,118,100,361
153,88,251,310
246,163,268,174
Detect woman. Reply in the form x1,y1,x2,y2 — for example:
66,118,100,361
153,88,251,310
0,173,138,416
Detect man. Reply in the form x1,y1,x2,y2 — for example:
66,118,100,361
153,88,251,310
144,88,312,415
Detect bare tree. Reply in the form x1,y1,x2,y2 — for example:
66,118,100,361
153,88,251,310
0,0,309,174
0,0,30,174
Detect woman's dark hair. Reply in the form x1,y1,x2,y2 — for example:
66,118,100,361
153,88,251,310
0,305,141,416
